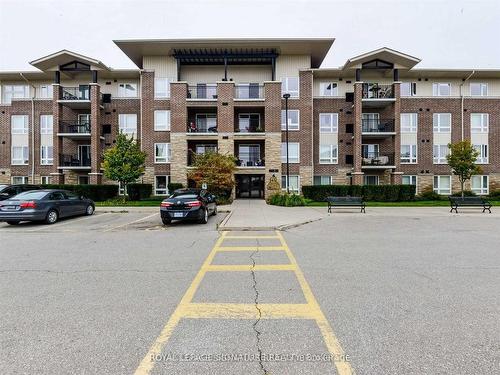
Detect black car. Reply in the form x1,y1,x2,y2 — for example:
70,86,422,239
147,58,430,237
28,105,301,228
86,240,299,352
0,184,41,201
0,189,95,225
160,188,217,225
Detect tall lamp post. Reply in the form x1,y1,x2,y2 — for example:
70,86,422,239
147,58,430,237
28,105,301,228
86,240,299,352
283,93,291,193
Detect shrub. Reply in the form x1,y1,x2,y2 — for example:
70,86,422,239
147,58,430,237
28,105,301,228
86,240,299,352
301,185,416,202
127,183,152,201
167,182,184,193
450,190,476,197
41,184,118,202
268,193,306,207
416,189,443,201
488,189,500,199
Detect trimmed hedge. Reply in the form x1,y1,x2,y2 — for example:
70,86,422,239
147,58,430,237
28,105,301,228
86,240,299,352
167,182,184,192
127,183,152,201
302,185,416,202
41,184,118,202
268,193,306,207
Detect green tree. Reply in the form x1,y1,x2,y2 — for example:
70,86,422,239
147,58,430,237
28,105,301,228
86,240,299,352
101,133,147,198
446,140,482,197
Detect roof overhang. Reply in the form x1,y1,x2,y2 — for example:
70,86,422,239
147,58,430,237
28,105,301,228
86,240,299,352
30,50,110,71
343,47,421,70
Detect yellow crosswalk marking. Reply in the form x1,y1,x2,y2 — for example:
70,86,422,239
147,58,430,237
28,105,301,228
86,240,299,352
182,302,316,319
216,245,285,251
204,264,296,272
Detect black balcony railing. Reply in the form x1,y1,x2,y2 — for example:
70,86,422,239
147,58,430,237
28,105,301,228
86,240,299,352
362,119,395,133
362,84,394,99
361,152,395,166
59,120,91,134
59,154,91,167
236,159,265,167
234,84,264,99
187,85,217,99
187,121,218,133
60,86,90,100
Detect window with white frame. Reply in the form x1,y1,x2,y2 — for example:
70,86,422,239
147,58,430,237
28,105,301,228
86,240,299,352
11,115,28,134
400,82,417,97
474,144,488,164
154,78,170,98
281,175,300,193
319,144,338,164
41,176,51,185
118,114,137,135
11,146,29,165
39,84,53,98
11,176,28,184
471,175,488,195
40,146,53,165
118,83,138,97
401,113,418,133
432,83,451,96
433,113,451,132
471,113,488,133
313,176,331,185
281,110,300,130
402,175,417,186
154,143,170,163
319,82,338,96
363,175,379,185
319,113,338,133
2,85,29,104
155,175,170,195
433,175,451,195
401,144,418,163
470,83,488,97
118,181,126,196
433,144,449,164
40,115,53,134
281,77,299,97
154,110,171,131
281,142,300,163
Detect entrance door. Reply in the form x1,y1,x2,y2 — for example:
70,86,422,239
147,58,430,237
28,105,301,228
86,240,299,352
236,175,264,199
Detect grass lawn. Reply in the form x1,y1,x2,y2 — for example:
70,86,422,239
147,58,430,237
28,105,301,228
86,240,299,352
304,199,500,207
95,198,164,207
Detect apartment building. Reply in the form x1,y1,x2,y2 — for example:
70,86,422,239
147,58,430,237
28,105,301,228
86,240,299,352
0,38,498,198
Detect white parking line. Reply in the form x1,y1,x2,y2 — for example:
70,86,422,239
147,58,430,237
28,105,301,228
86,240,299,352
102,212,159,232
27,212,112,232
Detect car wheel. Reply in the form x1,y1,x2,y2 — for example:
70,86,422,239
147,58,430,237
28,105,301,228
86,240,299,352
212,205,218,216
198,208,208,224
162,217,171,225
85,205,94,216
45,209,58,224
6,221,20,225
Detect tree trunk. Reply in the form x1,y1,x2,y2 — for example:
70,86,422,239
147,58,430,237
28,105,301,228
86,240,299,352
461,179,465,198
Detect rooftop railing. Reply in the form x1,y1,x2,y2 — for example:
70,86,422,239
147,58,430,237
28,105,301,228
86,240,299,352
234,84,264,99
187,84,217,99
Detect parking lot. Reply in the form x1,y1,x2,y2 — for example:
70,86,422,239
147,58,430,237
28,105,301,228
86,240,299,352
1,208,499,374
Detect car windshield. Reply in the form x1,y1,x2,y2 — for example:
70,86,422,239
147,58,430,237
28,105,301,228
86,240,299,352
11,191,48,200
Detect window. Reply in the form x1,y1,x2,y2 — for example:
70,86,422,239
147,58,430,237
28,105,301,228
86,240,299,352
433,113,451,132
238,145,261,166
281,143,300,163
433,175,451,195
78,176,89,185
319,82,338,96
401,113,418,133
154,110,170,131
281,110,299,130
282,77,299,97
41,176,51,185
314,176,331,185
118,114,137,135
474,144,488,164
362,144,379,157
281,175,300,193
433,145,449,164
11,115,28,134
471,175,488,195
11,146,29,165
155,175,170,195
319,145,338,164
238,114,261,133
470,83,487,97
40,115,53,134
471,113,488,133
118,83,137,97
432,83,451,96
154,143,171,163
154,78,170,98
39,85,53,98
194,114,217,132
40,146,53,165
402,175,417,186
400,82,417,97
2,85,29,104
319,113,338,133
11,176,28,184
363,175,379,185
401,144,417,163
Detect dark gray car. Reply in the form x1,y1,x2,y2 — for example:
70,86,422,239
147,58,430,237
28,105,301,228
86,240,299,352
0,189,95,225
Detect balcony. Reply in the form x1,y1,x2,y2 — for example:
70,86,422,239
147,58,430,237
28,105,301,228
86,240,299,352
362,84,395,108
58,154,91,169
361,119,396,137
58,86,92,109
235,113,264,135
234,84,264,100
58,120,91,139
187,144,218,166
361,152,395,168
187,84,217,100
235,142,265,168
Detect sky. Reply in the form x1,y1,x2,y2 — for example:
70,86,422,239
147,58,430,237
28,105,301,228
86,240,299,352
1,0,499,71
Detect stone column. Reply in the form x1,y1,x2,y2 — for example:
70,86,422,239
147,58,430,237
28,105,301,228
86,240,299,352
89,83,102,184
391,81,402,185
352,82,364,185
264,82,282,199
170,82,188,186
50,83,64,184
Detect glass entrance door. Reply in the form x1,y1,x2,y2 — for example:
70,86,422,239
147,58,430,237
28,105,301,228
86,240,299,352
236,175,264,199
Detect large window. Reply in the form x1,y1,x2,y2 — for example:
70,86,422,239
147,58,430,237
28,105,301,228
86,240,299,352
281,77,299,97
118,114,137,135
154,143,170,163
40,146,53,165
281,175,300,193
281,143,300,163
238,144,261,166
470,83,488,96
11,176,28,184
432,83,451,96
154,78,170,98
314,176,331,185
11,146,29,165
11,115,28,134
433,175,451,195
363,175,379,185
39,85,53,98
433,113,451,133
400,82,417,97
155,175,170,195
471,175,488,195
154,110,170,131
401,113,418,133
41,176,51,185
471,113,488,133
118,83,137,97
401,144,417,164
40,115,53,134
238,114,261,133
474,144,488,164
433,144,449,164
2,85,29,104
319,82,338,96
194,114,217,132
281,110,299,130
319,113,338,133
319,145,338,164
402,175,417,186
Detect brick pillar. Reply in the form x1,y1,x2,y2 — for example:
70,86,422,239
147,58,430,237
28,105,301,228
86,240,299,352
51,84,64,184
264,82,282,199
298,70,314,188
392,82,402,185
217,82,235,133
89,83,102,184
170,82,188,185
352,82,364,185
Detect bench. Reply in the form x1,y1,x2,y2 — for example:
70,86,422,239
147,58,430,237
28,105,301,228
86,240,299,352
327,196,366,213
449,196,492,213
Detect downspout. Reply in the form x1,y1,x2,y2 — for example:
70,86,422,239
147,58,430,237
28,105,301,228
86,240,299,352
460,70,475,140
139,70,143,151
20,73,36,184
